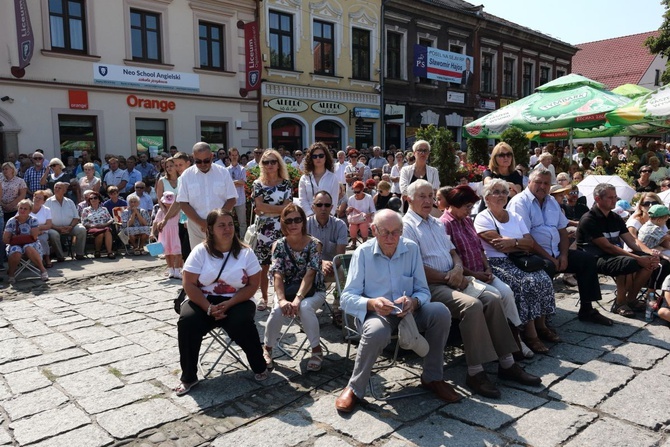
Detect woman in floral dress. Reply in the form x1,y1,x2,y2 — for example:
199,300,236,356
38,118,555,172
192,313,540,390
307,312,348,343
252,149,292,310
121,195,151,255
81,192,115,259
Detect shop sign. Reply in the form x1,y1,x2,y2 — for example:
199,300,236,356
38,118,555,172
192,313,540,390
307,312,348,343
480,99,496,110
126,94,176,112
447,91,465,104
311,101,347,115
353,107,380,119
385,104,405,122
69,90,88,109
244,21,261,92
499,98,516,107
267,98,308,113
93,63,200,92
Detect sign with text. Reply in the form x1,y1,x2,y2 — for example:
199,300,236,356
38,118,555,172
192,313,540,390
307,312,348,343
312,101,347,115
244,21,261,91
413,45,474,84
13,0,34,74
447,91,465,104
267,98,308,113
69,90,88,109
93,64,200,91
353,108,380,119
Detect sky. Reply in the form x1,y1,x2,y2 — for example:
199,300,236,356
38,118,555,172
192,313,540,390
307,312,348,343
481,0,666,45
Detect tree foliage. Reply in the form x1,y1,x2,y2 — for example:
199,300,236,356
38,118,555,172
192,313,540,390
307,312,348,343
415,124,458,186
466,138,490,167
645,1,670,84
500,126,530,167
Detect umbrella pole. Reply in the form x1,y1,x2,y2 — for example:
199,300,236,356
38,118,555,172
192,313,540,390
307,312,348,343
569,128,574,160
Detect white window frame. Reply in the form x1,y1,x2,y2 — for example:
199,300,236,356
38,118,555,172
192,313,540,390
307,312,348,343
190,3,235,74
40,0,99,60
385,25,408,80
349,5,379,84
264,1,301,74
521,58,535,97
480,48,497,95
502,53,518,97
123,0,172,66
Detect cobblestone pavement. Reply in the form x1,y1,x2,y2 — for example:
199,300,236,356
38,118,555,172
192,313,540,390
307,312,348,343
0,257,669,446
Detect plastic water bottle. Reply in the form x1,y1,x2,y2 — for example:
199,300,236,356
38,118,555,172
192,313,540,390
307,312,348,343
645,293,656,322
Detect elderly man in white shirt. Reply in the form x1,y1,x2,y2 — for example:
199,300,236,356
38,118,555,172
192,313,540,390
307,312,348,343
176,142,238,248
403,180,541,399
44,182,87,261
126,181,153,212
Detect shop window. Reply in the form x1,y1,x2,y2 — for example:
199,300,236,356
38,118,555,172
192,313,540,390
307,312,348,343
352,28,370,80
135,118,166,157
481,53,494,93
199,21,225,70
313,20,334,75
271,118,303,153
49,0,87,53
201,121,227,151
386,31,402,79
58,115,98,161
269,10,294,70
315,120,342,151
130,9,162,63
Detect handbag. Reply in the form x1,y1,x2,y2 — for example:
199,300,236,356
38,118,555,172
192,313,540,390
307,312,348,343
282,239,317,302
9,221,34,246
347,211,366,224
244,223,258,250
173,250,231,314
488,210,546,273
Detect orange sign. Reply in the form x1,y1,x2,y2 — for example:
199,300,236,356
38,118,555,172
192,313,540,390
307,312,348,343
126,94,176,112
69,90,88,109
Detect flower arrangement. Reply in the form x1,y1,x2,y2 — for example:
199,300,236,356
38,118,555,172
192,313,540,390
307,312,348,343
244,164,302,201
455,162,487,183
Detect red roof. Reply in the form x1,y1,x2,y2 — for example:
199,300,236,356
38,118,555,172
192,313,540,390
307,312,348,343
572,31,659,90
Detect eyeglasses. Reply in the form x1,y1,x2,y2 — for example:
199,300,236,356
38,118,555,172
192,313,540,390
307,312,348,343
314,203,332,208
496,153,513,158
135,186,145,189
283,217,304,225
89,197,100,201
415,148,429,153
377,228,402,238
569,191,579,196
34,157,43,160
254,151,263,155
353,189,363,194
49,164,58,168
641,170,652,173
642,201,659,207
311,153,325,159
490,189,509,197
194,158,212,165
262,159,278,165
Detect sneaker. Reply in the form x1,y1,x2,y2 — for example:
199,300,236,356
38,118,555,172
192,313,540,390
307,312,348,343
173,269,182,280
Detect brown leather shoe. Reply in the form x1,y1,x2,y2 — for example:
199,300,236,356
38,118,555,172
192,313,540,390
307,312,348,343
420,378,462,403
465,372,501,399
335,387,359,413
498,363,542,386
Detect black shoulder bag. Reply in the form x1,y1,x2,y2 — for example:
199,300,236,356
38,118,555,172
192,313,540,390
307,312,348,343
173,250,232,314
487,211,547,273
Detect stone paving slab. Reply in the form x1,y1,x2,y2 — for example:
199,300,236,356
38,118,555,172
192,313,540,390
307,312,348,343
55,366,125,397
8,404,90,445
628,323,670,350
3,367,52,394
29,424,114,447
2,385,69,421
96,398,187,438
30,331,77,353
501,400,598,447
0,338,42,365
602,341,668,369
383,413,508,447
547,359,635,407
563,417,661,447
78,382,163,414
47,344,150,377
211,410,319,447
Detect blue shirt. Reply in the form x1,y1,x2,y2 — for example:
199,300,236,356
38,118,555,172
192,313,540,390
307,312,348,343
226,163,246,207
124,169,143,193
341,237,430,324
507,187,568,257
402,208,456,273
136,162,158,181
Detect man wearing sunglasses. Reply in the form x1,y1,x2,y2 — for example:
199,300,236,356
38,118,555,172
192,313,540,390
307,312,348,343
175,142,238,248
307,191,348,325
24,152,48,196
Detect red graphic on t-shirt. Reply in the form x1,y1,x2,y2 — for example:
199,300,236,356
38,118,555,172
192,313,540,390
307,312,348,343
213,280,237,295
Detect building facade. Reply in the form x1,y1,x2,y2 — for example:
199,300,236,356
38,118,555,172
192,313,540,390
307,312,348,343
0,0,259,162
383,0,577,151
258,0,382,153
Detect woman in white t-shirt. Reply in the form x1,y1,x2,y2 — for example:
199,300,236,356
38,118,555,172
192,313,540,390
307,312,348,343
175,209,268,396
30,189,53,268
474,179,556,355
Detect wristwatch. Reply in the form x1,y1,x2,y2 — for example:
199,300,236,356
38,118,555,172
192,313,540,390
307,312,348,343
514,239,519,247
296,293,304,300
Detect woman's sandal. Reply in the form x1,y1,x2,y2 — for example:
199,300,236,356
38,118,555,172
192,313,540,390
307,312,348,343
263,347,274,370
537,327,561,343
626,299,646,312
44,260,53,268
612,302,635,318
306,352,323,372
332,309,343,329
107,253,116,259
257,301,268,311
94,251,101,258
174,380,199,396
523,336,549,354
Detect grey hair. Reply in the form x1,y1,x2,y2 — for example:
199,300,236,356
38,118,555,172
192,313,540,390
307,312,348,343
556,172,570,182
482,178,509,198
529,166,552,182
192,142,211,154
372,208,402,228
49,158,65,169
406,179,433,200
593,183,615,200
539,152,553,162
412,139,430,152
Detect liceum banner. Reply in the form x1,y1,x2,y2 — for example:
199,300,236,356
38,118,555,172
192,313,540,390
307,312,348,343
244,21,261,91
14,0,34,70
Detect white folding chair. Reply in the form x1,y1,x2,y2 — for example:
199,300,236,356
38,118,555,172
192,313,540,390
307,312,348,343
15,256,42,279
199,328,248,378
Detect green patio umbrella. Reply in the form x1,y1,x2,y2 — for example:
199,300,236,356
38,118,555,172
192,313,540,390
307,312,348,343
606,84,670,127
464,74,631,139
611,83,652,99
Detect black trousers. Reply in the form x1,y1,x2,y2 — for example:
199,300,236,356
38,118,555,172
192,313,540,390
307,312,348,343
177,297,265,383
562,249,602,303
179,222,190,261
